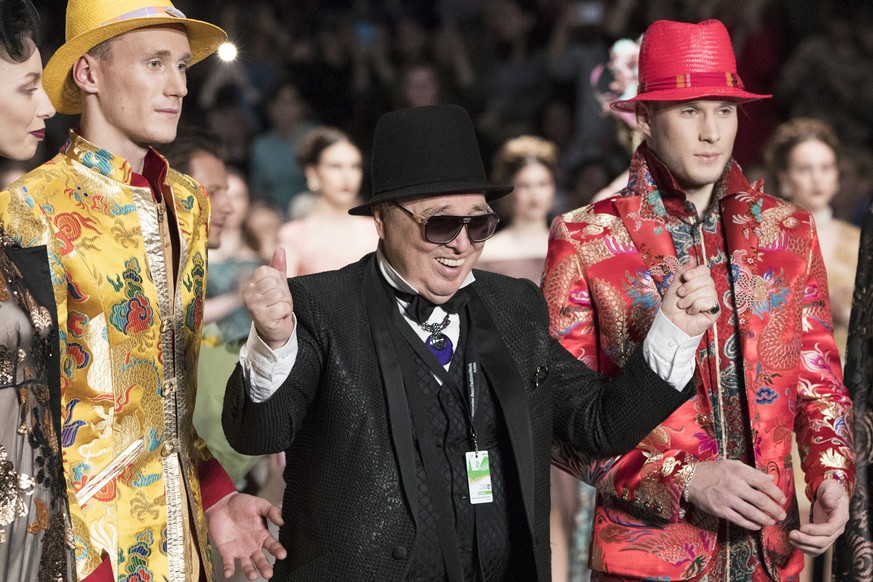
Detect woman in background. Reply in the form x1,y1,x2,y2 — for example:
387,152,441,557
764,117,859,356
276,126,377,276
0,0,71,579
764,117,859,582
476,135,557,281
476,135,590,582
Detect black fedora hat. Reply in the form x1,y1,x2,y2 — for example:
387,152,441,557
349,105,513,215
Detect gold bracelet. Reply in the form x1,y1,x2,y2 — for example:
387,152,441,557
682,462,698,503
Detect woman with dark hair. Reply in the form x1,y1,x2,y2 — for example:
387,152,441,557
476,136,592,582
0,0,70,579
476,135,557,281
276,126,377,276
764,117,859,356
764,117,859,582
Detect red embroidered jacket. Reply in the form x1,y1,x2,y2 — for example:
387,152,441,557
543,145,854,580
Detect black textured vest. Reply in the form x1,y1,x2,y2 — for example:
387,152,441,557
391,307,525,582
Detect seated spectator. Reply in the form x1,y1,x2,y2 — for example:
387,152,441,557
196,169,264,490
475,135,595,582
203,168,261,344
395,62,443,108
163,129,259,488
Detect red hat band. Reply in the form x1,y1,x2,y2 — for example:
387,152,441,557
641,71,743,93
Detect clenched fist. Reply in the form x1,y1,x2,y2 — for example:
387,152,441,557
660,256,720,337
243,248,294,350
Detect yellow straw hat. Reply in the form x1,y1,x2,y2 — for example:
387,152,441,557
44,0,227,115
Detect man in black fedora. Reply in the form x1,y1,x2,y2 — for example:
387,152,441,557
222,104,720,581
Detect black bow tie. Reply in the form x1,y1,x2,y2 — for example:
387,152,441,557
395,287,470,325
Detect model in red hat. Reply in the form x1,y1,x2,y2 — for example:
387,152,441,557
543,19,854,581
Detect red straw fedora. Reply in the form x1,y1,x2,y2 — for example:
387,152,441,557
611,19,770,112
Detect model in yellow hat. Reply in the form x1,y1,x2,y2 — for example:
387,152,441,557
0,1,286,581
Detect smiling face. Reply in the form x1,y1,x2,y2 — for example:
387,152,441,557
779,138,839,213
638,99,739,200
79,26,191,157
374,193,490,304
0,42,55,160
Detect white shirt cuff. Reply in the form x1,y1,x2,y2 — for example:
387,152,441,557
239,319,298,403
642,309,702,391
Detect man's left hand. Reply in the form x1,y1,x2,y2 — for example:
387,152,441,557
206,492,287,580
661,256,720,337
788,479,849,556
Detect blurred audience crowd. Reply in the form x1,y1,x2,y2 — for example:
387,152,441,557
22,0,873,228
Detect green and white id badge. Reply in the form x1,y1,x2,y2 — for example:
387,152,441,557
465,450,493,504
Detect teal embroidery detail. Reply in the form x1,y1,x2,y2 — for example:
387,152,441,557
110,203,137,216
107,273,124,292
81,148,114,176
647,190,667,217
109,258,154,335
185,252,205,331
750,198,763,223
132,473,162,488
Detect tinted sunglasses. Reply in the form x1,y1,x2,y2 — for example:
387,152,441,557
393,201,500,244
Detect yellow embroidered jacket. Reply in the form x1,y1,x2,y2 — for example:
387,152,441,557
0,131,233,581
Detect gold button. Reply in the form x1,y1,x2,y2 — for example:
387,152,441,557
161,441,175,457
160,319,172,334
162,379,176,396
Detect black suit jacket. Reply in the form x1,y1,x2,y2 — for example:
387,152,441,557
223,254,690,581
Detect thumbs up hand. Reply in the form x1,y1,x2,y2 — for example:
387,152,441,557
660,256,720,337
242,248,295,350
